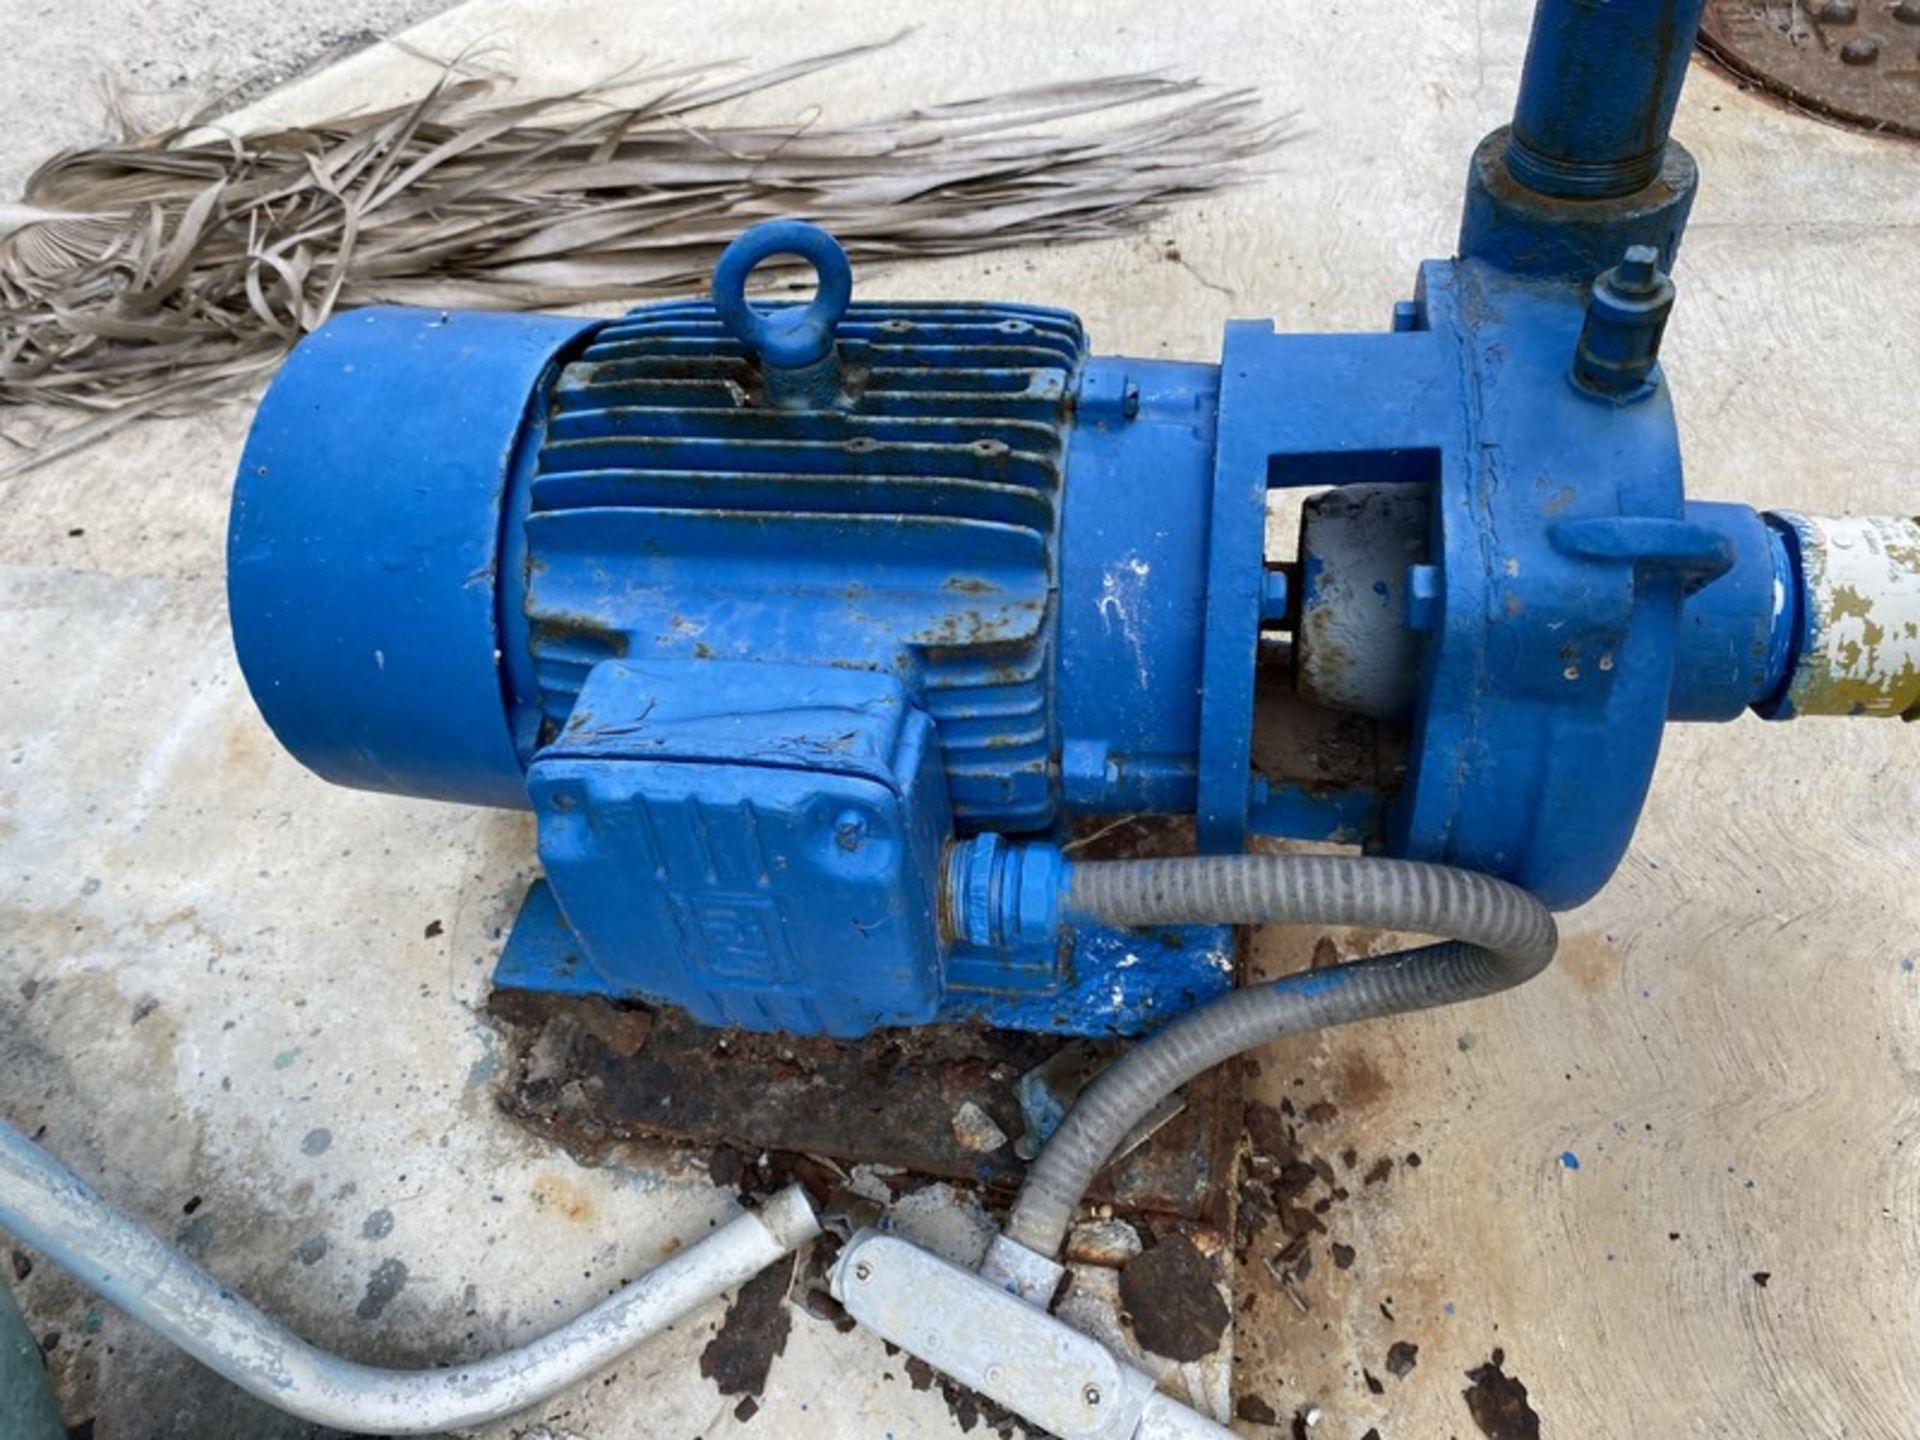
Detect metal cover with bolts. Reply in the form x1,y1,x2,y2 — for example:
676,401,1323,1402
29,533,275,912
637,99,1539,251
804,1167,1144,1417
1701,0,1920,139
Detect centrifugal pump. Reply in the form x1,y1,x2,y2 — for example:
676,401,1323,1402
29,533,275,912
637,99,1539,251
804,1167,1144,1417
228,0,1919,1041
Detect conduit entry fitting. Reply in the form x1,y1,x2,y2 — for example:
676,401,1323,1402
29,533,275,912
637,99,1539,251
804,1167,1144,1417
228,0,1920,1041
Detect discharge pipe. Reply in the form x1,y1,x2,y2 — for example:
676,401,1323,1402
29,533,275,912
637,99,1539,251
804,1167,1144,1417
1506,0,1709,199
0,1120,819,1435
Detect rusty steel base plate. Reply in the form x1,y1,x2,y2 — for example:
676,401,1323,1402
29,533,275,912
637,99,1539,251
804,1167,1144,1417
486,977,1246,1228
1702,0,1920,138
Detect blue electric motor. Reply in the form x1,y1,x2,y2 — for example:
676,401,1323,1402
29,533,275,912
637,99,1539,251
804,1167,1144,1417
229,0,1920,1039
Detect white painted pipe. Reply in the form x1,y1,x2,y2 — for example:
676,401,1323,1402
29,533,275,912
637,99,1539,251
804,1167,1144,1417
0,1117,819,1434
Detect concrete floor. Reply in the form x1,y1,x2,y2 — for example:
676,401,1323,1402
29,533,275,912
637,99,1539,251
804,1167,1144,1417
1,0,453,197
3,1,1918,1437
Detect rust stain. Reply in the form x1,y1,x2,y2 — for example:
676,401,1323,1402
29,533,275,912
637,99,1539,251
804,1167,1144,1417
530,1170,598,1225
1332,1050,1393,1113
135,907,237,960
1555,932,1623,996
221,717,275,784
487,987,1238,1224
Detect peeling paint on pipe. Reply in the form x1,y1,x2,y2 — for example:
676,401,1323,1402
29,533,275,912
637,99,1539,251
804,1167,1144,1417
1766,513,1920,720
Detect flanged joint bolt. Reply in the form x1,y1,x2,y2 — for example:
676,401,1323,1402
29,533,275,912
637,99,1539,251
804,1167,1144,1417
1571,246,1676,400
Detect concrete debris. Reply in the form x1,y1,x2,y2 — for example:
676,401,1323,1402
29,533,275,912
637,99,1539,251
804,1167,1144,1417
1066,1217,1145,1268
885,1183,997,1270
950,1100,1009,1154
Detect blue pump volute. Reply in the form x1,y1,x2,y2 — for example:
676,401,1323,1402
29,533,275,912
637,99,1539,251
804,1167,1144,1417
229,0,1920,1039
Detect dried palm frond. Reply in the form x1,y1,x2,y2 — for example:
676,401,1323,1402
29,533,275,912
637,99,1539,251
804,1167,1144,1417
0,37,1291,477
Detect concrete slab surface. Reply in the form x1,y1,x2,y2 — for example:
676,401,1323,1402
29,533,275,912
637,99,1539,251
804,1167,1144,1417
0,0,454,197
2,1,1917,1437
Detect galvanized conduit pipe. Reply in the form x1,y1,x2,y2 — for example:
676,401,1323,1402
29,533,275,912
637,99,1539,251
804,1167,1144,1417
1004,855,1558,1258
0,1120,819,1435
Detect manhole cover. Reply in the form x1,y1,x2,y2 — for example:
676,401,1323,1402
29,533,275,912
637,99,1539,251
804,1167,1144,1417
1701,0,1920,138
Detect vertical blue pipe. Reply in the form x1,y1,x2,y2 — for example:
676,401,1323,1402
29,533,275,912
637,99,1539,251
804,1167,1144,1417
1507,0,1708,199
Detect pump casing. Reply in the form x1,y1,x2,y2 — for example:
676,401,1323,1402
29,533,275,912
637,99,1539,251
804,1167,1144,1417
229,1,1920,1038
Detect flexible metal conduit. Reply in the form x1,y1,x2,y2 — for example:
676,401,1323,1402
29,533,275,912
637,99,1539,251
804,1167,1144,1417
1005,854,1558,1258
0,1120,819,1434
